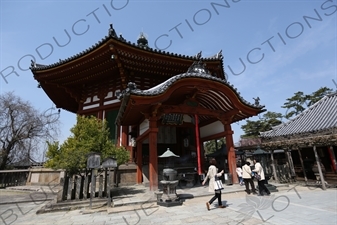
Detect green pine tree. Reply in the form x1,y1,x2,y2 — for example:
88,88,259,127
241,111,283,138
44,115,129,175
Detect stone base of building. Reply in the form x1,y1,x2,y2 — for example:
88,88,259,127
117,163,137,185
26,168,64,186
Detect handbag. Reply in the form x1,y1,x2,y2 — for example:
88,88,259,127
214,176,224,191
255,173,261,181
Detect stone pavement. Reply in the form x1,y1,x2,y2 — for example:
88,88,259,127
0,182,336,225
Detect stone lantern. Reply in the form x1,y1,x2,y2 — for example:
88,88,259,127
157,148,182,207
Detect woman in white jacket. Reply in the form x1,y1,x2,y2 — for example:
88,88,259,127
236,166,244,185
252,159,271,196
202,158,225,210
242,162,257,194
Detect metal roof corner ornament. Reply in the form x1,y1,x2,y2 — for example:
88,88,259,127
195,51,202,60
127,82,137,90
217,50,223,60
117,82,138,100
253,97,260,106
30,60,36,68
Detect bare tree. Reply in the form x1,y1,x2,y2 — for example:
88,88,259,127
0,92,60,169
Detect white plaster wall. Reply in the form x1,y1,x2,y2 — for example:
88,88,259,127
139,119,149,136
183,114,192,123
83,103,99,110
105,91,113,98
103,99,119,105
200,121,224,138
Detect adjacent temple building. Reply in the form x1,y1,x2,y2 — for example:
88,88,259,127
31,24,265,190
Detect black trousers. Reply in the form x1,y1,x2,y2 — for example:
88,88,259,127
243,178,256,194
209,192,222,206
257,180,270,195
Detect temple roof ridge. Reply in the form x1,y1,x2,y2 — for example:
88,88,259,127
30,24,224,71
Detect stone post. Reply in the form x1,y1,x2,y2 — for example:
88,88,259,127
83,175,88,200
99,175,103,198
67,176,73,200
57,177,65,202
75,176,81,200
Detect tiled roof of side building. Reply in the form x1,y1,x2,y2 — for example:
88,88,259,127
260,92,337,138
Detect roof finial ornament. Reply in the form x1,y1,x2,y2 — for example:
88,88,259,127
109,24,117,37
137,32,148,47
253,97,260,106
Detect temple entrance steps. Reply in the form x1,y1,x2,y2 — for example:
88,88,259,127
325,172,337,185
295,172,337,188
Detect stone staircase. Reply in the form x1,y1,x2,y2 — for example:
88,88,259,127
295,171,337,188
325,172,337,187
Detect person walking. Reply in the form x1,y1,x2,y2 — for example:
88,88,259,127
252,159,270,196
202,158,226,210
242,162,257,195
236,166,244,186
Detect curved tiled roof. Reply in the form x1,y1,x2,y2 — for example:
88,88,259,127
115,60,265,126
260,93,337,138
30,24,224,71
119,72,264,110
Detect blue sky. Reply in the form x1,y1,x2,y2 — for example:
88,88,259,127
1,0,336,160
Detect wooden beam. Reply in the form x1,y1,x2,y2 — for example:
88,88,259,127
160,104,239,119
297,148,308,185
313,145,327,190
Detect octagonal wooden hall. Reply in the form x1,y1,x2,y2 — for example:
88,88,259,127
31,24,265,190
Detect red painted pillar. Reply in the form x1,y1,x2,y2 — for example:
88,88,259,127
224,123,238,184
121,126,128,147
328,146,337,173
194,115,202,175
136,142,143,184
148,117,158,191
98,110,103,120
116,125,121,146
